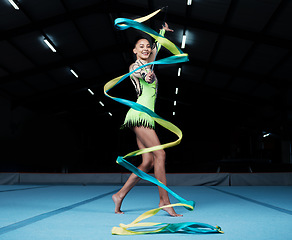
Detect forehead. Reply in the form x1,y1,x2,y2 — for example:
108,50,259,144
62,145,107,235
136,39,150,46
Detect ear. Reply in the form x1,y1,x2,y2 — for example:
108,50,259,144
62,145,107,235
133,48,137,55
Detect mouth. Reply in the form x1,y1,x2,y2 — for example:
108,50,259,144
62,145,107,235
142,51,149,56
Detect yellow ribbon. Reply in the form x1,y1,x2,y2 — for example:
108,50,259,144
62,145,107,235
104,8,222,236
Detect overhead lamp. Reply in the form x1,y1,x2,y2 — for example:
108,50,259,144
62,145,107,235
175,87,179,95
178,67,181,77
87,88,94,95
8,0,19,10
108,112,112,116
173,112,176,116
263,133,270,138
174,100,177,106
99,101,104,107
70,69,78,78
181,34,187,49
187,0,192,6
43,38,56,52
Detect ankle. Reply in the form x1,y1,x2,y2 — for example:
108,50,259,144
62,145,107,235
115,192,125,200
160,195,170,203
159,199,171,207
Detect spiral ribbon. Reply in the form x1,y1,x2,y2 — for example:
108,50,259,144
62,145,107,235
104,8,222,235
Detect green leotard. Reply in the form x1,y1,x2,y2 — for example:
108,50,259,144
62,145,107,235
122,62,157,129
122,29,165,129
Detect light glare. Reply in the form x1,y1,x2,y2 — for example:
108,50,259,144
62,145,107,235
88,89,94,95
70,69,78,78
8,0,19,10
181,35,186,49
178,68,181,77
44,38,56,52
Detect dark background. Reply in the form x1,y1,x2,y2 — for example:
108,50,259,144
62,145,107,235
0,0,292,173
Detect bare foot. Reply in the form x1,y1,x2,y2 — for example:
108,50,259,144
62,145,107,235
159,202,183,217
112,193,124,214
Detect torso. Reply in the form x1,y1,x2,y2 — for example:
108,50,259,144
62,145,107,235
129,59,158,111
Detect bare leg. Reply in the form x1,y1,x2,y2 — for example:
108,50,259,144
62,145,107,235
133,127,182,217
112,137,154,214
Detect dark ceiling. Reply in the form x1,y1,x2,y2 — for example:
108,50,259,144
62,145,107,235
1,0,292,172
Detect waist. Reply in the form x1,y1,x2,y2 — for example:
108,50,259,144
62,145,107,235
136,96,155,111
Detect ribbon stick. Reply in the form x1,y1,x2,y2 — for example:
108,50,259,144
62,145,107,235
104,8,222,235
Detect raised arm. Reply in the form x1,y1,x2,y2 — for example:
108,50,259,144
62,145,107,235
148,22,173,63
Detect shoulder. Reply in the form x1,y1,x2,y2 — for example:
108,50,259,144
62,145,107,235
129,61,140,72
129,63,135,71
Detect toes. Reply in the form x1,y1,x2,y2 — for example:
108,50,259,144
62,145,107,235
115,211,124,214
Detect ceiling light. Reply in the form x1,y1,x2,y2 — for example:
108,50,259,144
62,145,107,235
178,68,181,77
173,112,176,116
99,101,104,107
87,89,94,95
175,87,179,95
8,0,19,10
70,69,78,78
263,133,270,138
181,34,187,49
174,101,177,106
187,0,192,6
108,112,112,116
44,38,56,52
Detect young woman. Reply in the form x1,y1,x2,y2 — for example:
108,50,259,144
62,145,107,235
112,23,182,217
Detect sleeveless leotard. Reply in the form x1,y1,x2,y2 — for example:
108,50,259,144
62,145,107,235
122,29,165,129
122,62,157,129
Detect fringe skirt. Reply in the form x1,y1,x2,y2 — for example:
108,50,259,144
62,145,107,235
121,107,155,129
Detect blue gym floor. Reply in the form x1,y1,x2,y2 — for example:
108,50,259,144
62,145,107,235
0,185,292,239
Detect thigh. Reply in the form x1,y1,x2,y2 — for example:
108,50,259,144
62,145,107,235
136,136,146,150
133,127,161,149
136,136,153,161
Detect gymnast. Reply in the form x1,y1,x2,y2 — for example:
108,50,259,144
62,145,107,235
112,23,182,217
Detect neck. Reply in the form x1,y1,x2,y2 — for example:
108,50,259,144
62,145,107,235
136,58,148,64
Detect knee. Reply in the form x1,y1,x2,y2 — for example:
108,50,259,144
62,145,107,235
141,154,154,170
145,160,154,170
154,149,166,162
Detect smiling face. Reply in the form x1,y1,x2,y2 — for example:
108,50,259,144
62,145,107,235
133,39,152,61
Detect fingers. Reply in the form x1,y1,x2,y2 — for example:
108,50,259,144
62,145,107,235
150,71,156,78
147,72,153,80
146,71,155,82
162,22,174,32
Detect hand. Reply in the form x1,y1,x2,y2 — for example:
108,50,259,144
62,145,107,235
161,22,174,32
145,71,156,83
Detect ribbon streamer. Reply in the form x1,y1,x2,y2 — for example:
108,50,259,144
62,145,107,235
104,8,222,235
112,203,223,235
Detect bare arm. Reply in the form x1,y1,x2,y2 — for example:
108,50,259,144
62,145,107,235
148,22,174,64
148,44,158,64
130,61,148,80
130,62,156,83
